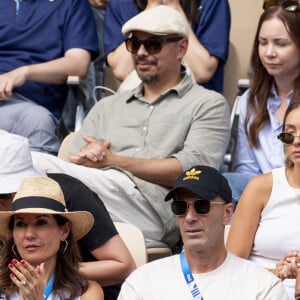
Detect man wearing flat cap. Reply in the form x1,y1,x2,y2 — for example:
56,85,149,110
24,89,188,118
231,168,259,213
32,5,230,249
117,165,289,299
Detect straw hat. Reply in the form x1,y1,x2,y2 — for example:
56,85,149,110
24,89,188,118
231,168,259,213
0,132,45,193
0,177,94,241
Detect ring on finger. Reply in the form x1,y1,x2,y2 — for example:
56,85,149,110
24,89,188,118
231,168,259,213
20,280,27,286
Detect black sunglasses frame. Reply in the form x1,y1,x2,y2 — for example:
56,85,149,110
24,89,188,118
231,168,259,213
277,132,300,144
0,193,13,200
263,0,300,11
125,36,183,55
171,199,225,216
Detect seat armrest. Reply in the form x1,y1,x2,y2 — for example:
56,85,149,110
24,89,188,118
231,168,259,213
67,76,89,131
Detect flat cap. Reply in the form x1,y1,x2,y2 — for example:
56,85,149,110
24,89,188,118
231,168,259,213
122,5,190,37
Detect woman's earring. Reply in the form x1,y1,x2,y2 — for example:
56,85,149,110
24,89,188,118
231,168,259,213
60,240,68,254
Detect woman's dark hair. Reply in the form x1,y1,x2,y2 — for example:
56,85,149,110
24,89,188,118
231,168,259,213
0,214,88,300
282,100,300,168
245,6,300,147
134,0,201,25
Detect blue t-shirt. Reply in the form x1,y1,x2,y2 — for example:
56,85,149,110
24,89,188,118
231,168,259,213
0,0,99,119
104,0,230,93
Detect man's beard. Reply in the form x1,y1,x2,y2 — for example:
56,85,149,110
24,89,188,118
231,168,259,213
135,56,158,83
137,73,158,83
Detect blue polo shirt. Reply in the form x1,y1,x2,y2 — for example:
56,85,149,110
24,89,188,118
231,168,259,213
104,0,230,93
0,0,99,119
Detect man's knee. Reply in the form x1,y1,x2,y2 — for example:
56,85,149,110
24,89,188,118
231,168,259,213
6,103,60,154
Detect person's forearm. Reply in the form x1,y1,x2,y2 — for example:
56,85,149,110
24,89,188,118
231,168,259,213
69,136,182,187
112,155,182,187
157,0,218,84
107,43,134,81
24,49,91,84
79,260,134,286
74,154,182,187
183,31,218,84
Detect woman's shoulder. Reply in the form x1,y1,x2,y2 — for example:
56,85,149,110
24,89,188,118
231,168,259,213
80,281,103,300
244,172,273,207
248,172,273,192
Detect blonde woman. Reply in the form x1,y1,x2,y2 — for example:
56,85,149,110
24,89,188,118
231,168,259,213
227,101,300,299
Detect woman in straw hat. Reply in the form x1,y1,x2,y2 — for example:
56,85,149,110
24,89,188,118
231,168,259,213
0,176,103,300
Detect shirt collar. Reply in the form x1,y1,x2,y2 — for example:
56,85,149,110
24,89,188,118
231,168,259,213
125,72,194,104
267,83,292,112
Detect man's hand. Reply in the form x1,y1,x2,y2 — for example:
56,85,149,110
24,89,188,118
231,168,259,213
0,67,28,100
89,0,109,9
69,136,114,168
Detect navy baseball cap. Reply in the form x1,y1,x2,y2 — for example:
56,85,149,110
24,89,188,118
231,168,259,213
165,165,232,203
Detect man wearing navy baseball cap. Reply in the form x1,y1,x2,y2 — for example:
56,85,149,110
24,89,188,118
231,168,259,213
117,165,288,300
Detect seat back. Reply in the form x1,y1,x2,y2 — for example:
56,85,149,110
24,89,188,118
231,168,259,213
114,222,147,267
57,132,77,161
222,79,250,172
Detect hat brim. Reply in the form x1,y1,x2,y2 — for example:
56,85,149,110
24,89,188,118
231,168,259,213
0,166,46,194
123,27,178,37
0,209,94,241
165,185,218,202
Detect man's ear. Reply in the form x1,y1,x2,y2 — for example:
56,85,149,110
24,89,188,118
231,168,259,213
223,203,233,225
177,37,188,59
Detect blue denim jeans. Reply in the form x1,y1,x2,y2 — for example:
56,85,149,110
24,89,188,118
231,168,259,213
222,172,253,208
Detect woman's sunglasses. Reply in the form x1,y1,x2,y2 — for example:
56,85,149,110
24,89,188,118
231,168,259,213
277,132,300,144
125,36,183,55
263,0,300,11
171,199,225,216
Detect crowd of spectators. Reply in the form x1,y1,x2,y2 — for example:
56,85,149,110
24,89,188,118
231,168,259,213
1,0,300,299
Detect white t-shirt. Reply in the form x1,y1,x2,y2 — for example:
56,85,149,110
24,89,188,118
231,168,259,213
118,253,288,300
249,166,300,299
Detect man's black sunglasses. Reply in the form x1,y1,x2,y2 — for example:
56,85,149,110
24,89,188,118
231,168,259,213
0,193,13,200
171,199,225,216
125,36,183,55
277,132,300,144
263,0,300,11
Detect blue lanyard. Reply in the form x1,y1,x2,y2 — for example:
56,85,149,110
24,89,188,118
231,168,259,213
180,252,204,300
44,275,54,300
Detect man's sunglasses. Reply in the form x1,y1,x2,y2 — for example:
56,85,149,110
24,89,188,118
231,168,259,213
171,199,225,216
263,0,300,11
125,36,183,55
277,132,300,144
0,193,13,200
